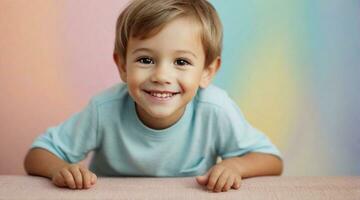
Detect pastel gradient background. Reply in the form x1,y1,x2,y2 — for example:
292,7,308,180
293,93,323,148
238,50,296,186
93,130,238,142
0,0,359,175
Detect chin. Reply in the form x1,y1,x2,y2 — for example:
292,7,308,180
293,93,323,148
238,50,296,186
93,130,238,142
148,110,173,119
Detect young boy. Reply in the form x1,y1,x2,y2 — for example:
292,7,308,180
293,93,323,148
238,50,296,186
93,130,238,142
24,0,283,193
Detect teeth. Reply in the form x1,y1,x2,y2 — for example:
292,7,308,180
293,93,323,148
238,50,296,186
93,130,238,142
149,92,175,98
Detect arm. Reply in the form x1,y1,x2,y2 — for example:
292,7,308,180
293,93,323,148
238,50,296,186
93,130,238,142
25,100,99,189
196,152,283,192
24,148,97,189
221,152,283,178
24,148,69,179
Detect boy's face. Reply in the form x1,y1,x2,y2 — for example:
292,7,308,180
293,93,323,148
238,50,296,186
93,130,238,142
115,17,220,129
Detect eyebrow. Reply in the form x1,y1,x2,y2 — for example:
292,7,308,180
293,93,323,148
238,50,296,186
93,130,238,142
132,48,197,58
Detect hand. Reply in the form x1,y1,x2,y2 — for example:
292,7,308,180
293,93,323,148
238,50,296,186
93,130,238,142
51,164,97,189
196,161,242,192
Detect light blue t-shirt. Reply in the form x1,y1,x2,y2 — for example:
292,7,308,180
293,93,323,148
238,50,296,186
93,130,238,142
31,83,281,177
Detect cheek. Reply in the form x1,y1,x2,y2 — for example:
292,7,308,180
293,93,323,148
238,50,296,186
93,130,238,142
181,71,202,84
127,69,146,84
178,75,201,93
126,72,144,95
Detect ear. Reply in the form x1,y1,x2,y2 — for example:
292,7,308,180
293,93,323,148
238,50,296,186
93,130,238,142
113,53,127,83
199,57,221,88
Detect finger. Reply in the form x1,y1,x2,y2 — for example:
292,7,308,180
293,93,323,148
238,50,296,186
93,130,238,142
60,169,76,189
69,166,83,189
195,175,208,186
79,167,91,189
213,171,229,192
232,176,242,189
91,173,97,185
195,169,210,186
52,173,66,187
222,176,235,192
207,167,224,191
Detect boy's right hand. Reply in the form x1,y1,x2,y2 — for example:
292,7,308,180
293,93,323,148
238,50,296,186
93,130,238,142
51,164,97,189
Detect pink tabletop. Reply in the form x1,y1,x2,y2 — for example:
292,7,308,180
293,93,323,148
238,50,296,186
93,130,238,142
0,175,359,199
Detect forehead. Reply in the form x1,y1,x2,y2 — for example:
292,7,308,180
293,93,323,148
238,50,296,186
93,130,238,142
127,17,204,58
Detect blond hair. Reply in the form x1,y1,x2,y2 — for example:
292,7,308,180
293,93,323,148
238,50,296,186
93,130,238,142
114,0,223,67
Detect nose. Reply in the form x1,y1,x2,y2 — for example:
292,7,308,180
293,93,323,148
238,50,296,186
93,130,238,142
150,62,172,84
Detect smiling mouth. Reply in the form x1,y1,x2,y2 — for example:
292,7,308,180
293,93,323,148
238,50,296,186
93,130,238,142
143,90,181,98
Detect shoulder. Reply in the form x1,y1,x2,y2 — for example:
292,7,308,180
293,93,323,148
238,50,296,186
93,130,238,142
89,83,129,107
193,84,246,121
195,84,227,104
194,84,233,111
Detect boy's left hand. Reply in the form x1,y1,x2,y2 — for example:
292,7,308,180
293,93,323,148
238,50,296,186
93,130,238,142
195,160,242,192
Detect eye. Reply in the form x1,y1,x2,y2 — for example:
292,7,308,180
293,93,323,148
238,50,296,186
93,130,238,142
175,58,191,66
137,57,154,65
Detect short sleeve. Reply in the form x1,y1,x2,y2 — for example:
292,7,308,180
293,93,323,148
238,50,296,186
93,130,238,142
31,99,100,163
216,98,282,160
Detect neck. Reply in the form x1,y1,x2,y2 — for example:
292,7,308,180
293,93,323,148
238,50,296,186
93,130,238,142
135,103,186,130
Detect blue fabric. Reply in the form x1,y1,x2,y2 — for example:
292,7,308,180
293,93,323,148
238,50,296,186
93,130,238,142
31,83,281,177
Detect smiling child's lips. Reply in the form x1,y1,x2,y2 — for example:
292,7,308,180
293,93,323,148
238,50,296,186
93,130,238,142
143,89,180,94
